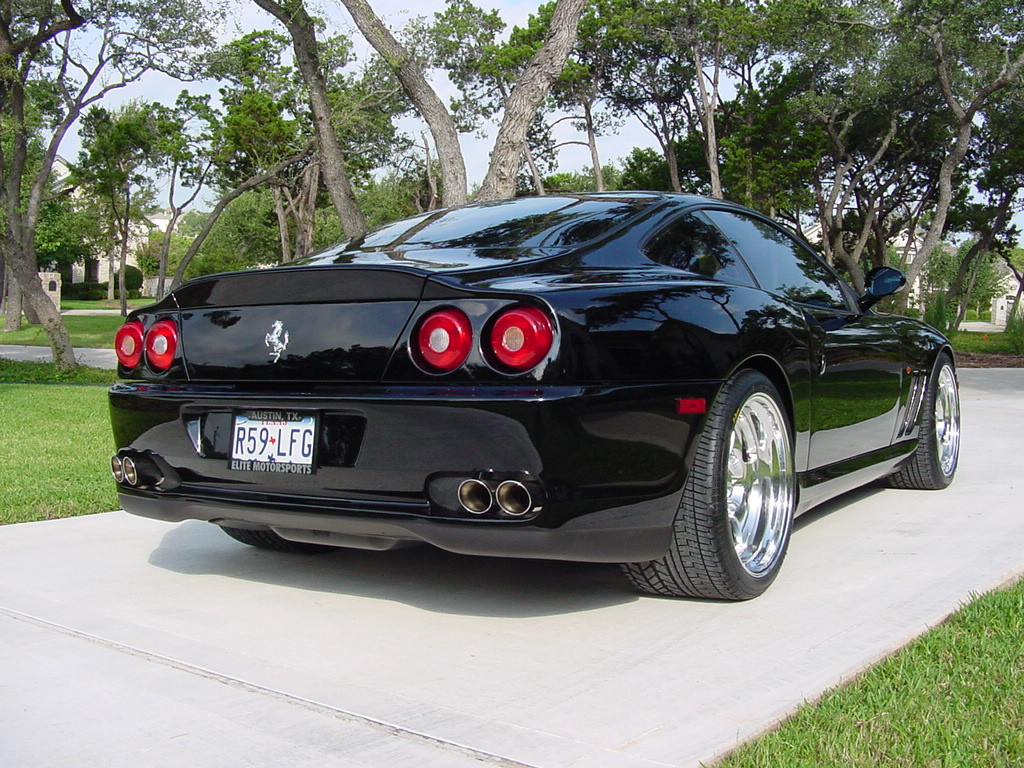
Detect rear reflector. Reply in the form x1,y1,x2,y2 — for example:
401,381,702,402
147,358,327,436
114,321,145,369
145,319,179,371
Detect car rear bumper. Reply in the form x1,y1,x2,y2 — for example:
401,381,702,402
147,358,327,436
109,381,720,562
118,490,676,562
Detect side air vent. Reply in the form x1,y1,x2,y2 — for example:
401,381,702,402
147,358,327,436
898,373,927,438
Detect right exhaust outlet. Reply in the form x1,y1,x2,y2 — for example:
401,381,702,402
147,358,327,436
495,480,538,517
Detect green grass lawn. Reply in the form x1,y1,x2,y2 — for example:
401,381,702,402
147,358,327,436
0,314,123,348
60,298,152,310
948,330,1018,355
720,578,1024,767
0,382,118,524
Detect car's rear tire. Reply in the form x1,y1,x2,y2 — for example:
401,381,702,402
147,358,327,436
888,353,960,490
219,525,333,553
622,370,796,600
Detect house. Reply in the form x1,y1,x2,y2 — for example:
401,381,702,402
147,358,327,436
990,264,1021,326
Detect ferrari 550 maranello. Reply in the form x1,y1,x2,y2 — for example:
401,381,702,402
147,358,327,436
109,192,960,600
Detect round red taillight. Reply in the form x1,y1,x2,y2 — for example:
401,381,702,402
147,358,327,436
114,321,145,369
145,319,178,371
415,309,473,372
489,306,554,372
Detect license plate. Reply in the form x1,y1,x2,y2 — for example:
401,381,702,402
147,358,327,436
230,410,316,474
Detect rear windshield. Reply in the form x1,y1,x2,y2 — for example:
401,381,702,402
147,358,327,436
305,195,660,261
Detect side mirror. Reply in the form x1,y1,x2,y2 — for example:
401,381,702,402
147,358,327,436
858,266,906,311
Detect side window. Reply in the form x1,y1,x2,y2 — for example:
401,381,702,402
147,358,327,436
643,212,755,287
703,210,849,309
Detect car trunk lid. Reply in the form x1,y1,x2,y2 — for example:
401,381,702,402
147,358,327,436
170,266,425,382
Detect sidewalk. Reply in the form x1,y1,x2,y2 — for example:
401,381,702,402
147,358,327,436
959,320,1005,333
0,344,117,369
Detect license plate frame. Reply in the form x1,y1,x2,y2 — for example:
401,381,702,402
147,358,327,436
229,410,317,475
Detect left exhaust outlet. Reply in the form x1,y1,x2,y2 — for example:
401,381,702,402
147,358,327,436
457,479,494,515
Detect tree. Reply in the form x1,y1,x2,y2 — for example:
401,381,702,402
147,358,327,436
251,0,367,238
941,93,1024,326
505,1,623,193
431,0,550,194
74,102,160,315
34,193,102,275
150,93,216,298
893,0,1024,298
168,30,314,287
717,64,821,221
0,0,218,367
599,0,694,193
332,0,468,207
334,0,587,202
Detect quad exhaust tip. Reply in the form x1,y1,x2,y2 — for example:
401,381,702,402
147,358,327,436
456,477,540,517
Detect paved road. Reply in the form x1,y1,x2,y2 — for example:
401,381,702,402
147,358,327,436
0,369,1021,768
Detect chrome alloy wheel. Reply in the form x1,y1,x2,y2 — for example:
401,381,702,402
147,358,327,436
934,364,960,477
726,392,794,577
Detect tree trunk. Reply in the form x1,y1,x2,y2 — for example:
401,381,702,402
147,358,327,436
665,137,682,194
3,265,22,333
337,0,468,207
4,240,76,367
524,146,546,196
118,222,130,317
583,100,604,192
272,185,291,264
296,160,319,258
118,185,130,317
475,0,588,201
420,133,439,211
107,246,116,301
953,249,987,329
691,41,722,199
156,209,181,300
253,0,367,239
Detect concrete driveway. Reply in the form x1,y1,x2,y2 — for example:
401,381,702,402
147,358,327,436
1,369,1021,768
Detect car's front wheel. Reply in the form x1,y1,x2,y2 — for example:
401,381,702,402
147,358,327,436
622,370,796,600
888,352,960,490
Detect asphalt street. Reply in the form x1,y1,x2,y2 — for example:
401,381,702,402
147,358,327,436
0,368,1021,768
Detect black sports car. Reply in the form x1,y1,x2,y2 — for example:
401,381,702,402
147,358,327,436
109,192,960,600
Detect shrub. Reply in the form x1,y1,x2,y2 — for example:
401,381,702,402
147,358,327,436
124,264,143,291
965,309,979,322
61,281,106,301
1005,302,1024,354
924,294,952,334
